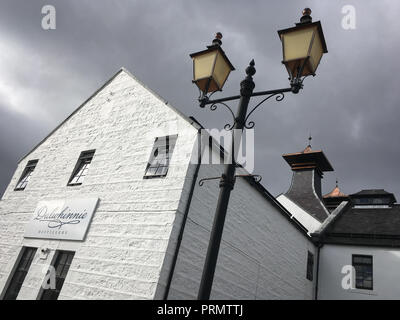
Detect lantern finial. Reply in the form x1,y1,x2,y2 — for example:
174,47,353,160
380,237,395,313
212,32,223,47
298,8,312,24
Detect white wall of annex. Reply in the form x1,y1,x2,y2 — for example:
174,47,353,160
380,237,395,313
318,244,400,299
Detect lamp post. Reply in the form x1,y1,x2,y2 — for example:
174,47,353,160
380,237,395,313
190,8,328,300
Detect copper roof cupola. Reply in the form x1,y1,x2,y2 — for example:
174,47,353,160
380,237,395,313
282,140,333,222
323,180,349,212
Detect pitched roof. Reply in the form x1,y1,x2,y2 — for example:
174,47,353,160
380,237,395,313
314,204,400,247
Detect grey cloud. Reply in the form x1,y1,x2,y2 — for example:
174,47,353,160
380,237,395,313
0,0,399,199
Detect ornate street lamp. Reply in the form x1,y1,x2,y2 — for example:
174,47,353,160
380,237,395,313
278,8,328,92
190,32,235,95
190,9,328,300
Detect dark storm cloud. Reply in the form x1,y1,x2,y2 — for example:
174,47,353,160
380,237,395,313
0,0,399,198
0,101,48,196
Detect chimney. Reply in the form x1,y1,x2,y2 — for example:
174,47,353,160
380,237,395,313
282,143,333,222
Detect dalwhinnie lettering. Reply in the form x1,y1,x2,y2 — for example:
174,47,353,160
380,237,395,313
33,206,88,228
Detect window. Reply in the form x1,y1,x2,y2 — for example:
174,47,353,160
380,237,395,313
39,250,75,300
144,135,178,178
15,160,38,191
3,247,37,300
67,150,95,186
352,255,373,290
306,251,314,281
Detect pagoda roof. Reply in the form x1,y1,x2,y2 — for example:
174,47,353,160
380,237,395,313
282,145,333,172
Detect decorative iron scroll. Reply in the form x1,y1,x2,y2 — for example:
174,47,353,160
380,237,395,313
244,93,285,129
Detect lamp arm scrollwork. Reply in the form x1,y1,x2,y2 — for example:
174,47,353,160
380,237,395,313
209,102,236,131
244,92,285,129
199,87,300,130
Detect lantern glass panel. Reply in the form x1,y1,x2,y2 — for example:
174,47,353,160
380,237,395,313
309,31,323,73
212,52,231,89
193,51,217,81
282,27,314,62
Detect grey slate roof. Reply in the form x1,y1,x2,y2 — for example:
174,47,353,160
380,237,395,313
285,170,329,222
351,189,394,197
314,204,400,247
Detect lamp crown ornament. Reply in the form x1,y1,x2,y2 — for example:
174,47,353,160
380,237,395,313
246,59,256,77
211,32,223,47
298,7,312,25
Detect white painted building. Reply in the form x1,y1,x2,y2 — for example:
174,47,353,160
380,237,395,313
1,67,399,300
313,190,400,300
276,145,400,300
0,68,316,300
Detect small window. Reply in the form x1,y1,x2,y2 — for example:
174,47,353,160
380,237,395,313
15,160,38,191
3,247,37,300
144,135,177,178
67,150,95,186
39,250,75,300
352,255,373,290
306,251,314,281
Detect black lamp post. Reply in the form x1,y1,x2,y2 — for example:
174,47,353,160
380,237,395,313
190,8,328,300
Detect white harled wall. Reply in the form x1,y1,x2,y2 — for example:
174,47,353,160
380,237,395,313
168,152,317,300
0,69,199,300
0,68,317,300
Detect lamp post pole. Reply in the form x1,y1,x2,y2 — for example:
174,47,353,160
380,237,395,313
191,8,327,300
197,60,256,300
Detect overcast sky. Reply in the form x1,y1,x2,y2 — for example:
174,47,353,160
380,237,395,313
0,0,399,199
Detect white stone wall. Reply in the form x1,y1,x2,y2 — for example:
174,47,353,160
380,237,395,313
168,155,317,300
0,68,317,300
318,244,400,299
0,69,199,300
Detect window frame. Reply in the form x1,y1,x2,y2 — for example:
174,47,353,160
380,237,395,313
352,254,373,290
306,251,314,281
38,250,75,300
143,135,178,179
14,160,38,191
67,150,95,186
2,246,37,300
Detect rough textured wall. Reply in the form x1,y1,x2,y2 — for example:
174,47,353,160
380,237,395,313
0,69,198,300
168,160,317,300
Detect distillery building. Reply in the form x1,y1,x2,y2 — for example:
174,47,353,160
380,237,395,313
0,68,399,300
0,68,316,300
